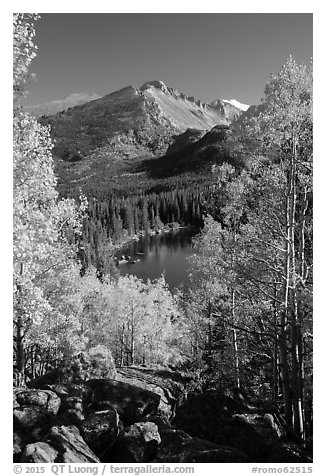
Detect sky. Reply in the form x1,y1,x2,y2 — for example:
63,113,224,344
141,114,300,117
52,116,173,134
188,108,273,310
23,13,313,107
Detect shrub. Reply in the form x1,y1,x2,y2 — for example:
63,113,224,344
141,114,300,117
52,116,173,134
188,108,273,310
65,345,117,381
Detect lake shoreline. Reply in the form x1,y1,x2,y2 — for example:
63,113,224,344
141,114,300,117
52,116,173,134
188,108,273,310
115,226,200,290
113,225,198,259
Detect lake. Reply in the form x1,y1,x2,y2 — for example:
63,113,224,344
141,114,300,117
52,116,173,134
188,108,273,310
116,228,199,290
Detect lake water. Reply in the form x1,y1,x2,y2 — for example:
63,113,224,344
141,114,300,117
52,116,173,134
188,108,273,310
116,228,199,290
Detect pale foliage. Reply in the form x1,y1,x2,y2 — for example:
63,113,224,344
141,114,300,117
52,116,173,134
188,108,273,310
13,13,40,102
187,57,313,435
77,272,185,367
13,14,88,381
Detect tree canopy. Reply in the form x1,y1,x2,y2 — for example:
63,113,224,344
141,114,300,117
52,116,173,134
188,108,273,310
187,56,313,440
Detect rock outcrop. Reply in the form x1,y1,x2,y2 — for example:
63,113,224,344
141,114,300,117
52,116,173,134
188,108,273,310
115,367,188,419
109,422,161,463
14,388,61,415
13,367,312,464
154,429,248,463
86,378,160,425
21,442,59,463
80,407,120,459
44,425,100,463
173,390,310,463
13,388,62,454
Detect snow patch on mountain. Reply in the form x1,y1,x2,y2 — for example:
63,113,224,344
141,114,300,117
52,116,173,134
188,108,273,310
222,99,250,111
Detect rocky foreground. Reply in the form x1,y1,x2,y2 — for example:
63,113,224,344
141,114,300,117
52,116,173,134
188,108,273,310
13,367,312,463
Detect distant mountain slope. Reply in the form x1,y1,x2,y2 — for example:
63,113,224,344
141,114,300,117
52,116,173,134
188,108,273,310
141,125,245,180
37,81,250,194
24,93,101,117
40,80,247,161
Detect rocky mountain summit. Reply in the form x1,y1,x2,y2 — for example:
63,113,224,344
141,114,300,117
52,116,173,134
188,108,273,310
13,366,311,463
138,80,246,129
40,80,248,162
37,80,249,193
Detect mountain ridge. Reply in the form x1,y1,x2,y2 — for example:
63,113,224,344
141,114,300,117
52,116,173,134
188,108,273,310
40,80,249,158
37,80,252,194
29,80,249,124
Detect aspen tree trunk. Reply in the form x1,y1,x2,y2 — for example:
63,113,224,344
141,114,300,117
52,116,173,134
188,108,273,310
229,228,240,389
289,139,305,439
279,190,293,427
16,312,25,387
130,308,135,365
30,346,34,381
40,360,45,376
272,284,280,405
291,321,304,439
273,323,279,405
206,301,212,360
15,263,26,387
231,290,240,389
279,325,292,426
299,187,309,284
142,336,146,366
298,186,309,439
120,323,125,367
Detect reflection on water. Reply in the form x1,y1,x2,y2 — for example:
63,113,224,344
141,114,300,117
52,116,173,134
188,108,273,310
117,228,199,290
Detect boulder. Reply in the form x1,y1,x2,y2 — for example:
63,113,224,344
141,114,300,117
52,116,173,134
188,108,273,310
108,422,161,463
86,379,160,425
13,406,55,438
91,400,116,412
116,367,188,418
56,409,85,427
14,389,61,415
45,425,100,463
60,396,84,414
154,429,248,463
21,442,58,463
80,407,119,459
173,390,286,461
42,383,89,414
46,384,88,425
46,382,89,398
213,412,289,461
141,414,171,432
173,389,247,439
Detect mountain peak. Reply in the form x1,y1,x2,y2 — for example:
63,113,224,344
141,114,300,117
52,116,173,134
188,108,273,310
38,81,252,166
39,81,252,192
140,80,169,94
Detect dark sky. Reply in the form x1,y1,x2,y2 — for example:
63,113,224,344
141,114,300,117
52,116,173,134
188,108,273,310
23,13,313,107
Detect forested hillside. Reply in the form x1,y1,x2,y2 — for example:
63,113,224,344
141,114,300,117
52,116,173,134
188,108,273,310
13,14,312,464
